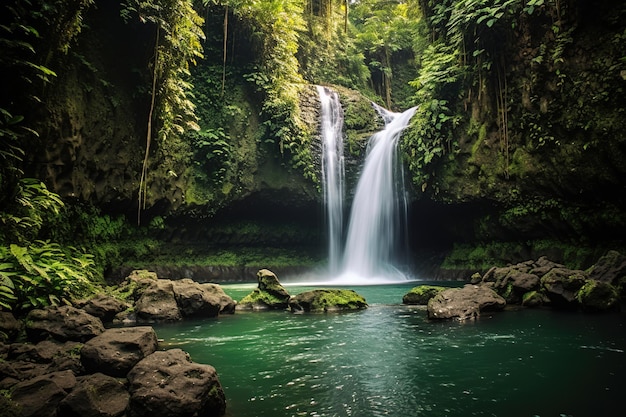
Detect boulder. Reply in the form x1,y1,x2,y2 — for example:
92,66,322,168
127,349,226,417
171,279,235,317
402,285,446,305
540,267,588,308
10,373,71,417
6,340,84,376
575,280,620,312
81,327,158,377
0,311,21,341
75,294,130,323
135,280,182,322
427,284,506,320
25,305,104,342
58,372,129,417
237,269,291,310
289,289,368,312
521,290,551,307
586,250,626,288
201,283,237,314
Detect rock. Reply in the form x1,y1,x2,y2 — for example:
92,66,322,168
521,290,551,307
529,256,565,278
25,305,105,342
200,283,237,314
171,279,232,318
427,284,506,320
127,349,226,417
0,312,21,341
402,285,446,305
575,280,620,312
540,267,588,308
586,250,626,287
58,372,129,417
81,327,158,377
75,294,130,323
11,373,70,417
480,264,541,304
237,269,291,310
289,289,368,312
135,280,182,322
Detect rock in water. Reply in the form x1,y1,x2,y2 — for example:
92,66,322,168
127,349,226,417
289,289,367,312
237,269,291,310
427,284,506,320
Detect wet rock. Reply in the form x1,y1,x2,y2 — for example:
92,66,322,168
81,326,158,377
427,284,506,320
402,285,446,305
58,372,129,417
25,305,104,343
237,269,291,310
289,289,368,312
127,349,226,417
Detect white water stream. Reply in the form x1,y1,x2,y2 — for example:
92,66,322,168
317,86,417,284
317,85,345,274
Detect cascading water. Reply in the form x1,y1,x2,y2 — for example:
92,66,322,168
315,85,416,284
317,86,345,273
336,103,418,284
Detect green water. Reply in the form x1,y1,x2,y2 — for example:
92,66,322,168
153,283,626,417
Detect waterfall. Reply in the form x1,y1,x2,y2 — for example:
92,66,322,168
337,104,418,284
317,85,345,273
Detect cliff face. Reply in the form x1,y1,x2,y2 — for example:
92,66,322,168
405,0,626,270
18,1,626,274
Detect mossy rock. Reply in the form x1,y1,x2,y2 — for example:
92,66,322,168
289,289,367,313
402,285,446,305
237,289,291,310
521,290,551,307
237,269,291,310
575,280,620,312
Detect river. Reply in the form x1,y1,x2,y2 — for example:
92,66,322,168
153,282,626,417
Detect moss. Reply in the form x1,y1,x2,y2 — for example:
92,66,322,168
239,289,287,309
310,289,367,312
575,280,620,311
402,285,446,305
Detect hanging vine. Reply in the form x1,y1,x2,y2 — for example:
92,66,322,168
121,0,204,224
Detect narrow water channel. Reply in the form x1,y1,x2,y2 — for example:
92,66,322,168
153,283,626,417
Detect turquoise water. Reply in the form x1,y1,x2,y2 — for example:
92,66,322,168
153,283,626,417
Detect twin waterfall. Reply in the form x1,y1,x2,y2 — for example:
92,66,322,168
317,86,417,284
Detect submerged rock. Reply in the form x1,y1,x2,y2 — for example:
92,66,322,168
289,289,368,312
237,269,291,310
427,284,506,320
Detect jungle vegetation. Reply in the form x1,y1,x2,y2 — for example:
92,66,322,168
1,0,625,311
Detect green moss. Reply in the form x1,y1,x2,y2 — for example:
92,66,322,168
239,289,286,308
402,285,446,305
310,289,367,311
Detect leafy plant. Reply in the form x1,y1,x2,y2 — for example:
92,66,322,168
0,241,97,311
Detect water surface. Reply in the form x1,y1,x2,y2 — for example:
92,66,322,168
154,283,625,417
